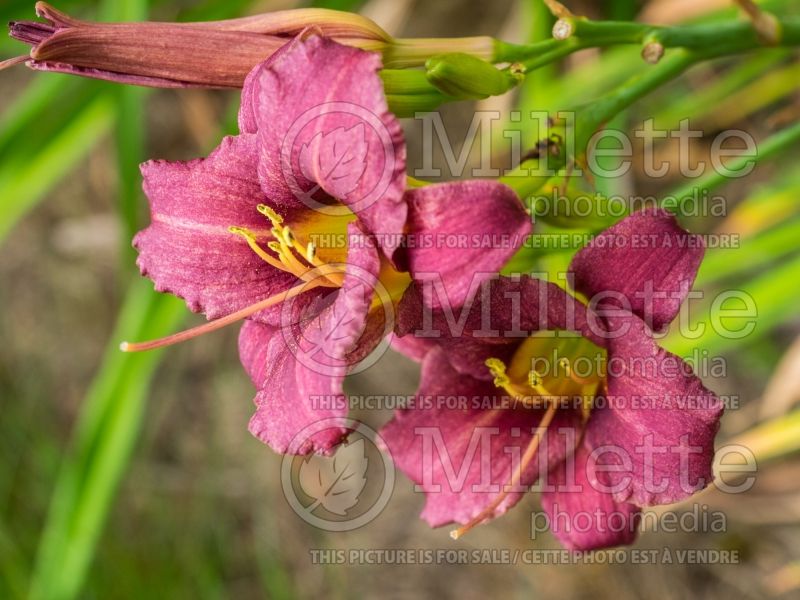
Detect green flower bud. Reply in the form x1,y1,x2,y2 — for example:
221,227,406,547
425,53,523,99
380,69,458,117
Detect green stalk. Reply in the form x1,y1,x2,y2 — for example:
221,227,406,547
500,50,700,198
575,50,699,143
696,216,800,287
664,119,800,214
499,16,800,66
730,409,800,463
664,253,800,357
0,96,114,243
28,281,186,600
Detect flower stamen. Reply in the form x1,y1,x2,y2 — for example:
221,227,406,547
485,358,560,408
527,369,558,398
123,204,358,352
231,205,346,287
450,400,559,540
228,226,287,272
558,357,594,386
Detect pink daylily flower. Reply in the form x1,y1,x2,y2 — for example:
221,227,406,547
125,35,530,455
382,209,723,551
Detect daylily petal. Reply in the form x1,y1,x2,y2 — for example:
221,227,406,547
241,318,348,455
586,313,723,506
569,208,704,332
397,275,595,339
133,134,298,322
404,180,531,308
246,223,383,455
247,35,407,257
388,332,437,363
541,440,641,551
394,275,600,378
238,36,300,135
380,347,580,527
238,318,275,388
413,336,518,383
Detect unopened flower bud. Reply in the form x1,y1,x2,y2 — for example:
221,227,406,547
425,53,522,99
6,2,391,87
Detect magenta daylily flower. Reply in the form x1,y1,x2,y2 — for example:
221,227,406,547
123,34,530,455
381,209,723,551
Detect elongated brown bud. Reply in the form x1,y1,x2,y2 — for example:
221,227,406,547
6,2,390,88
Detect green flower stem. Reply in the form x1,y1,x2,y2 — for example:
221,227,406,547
500,50,700,199
495,16,800,67
469,10,800,122
384,36,496,68
573,50,699,145
494,37,563,63
517,0,556,106
384,11,800,85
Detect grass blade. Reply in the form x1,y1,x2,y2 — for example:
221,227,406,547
0,95,114,243
28,281,185,600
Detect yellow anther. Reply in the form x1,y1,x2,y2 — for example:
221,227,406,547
558,357,594,386
528,370,542,388
282,226,295,246
527,369,560,399
494,374,510,387
485,358,510,387
257,204,284,225
486,357,537,404
485,358,506,373
306,242,316,263
228,225,255,240
228,226,285,271
267,241,281,253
